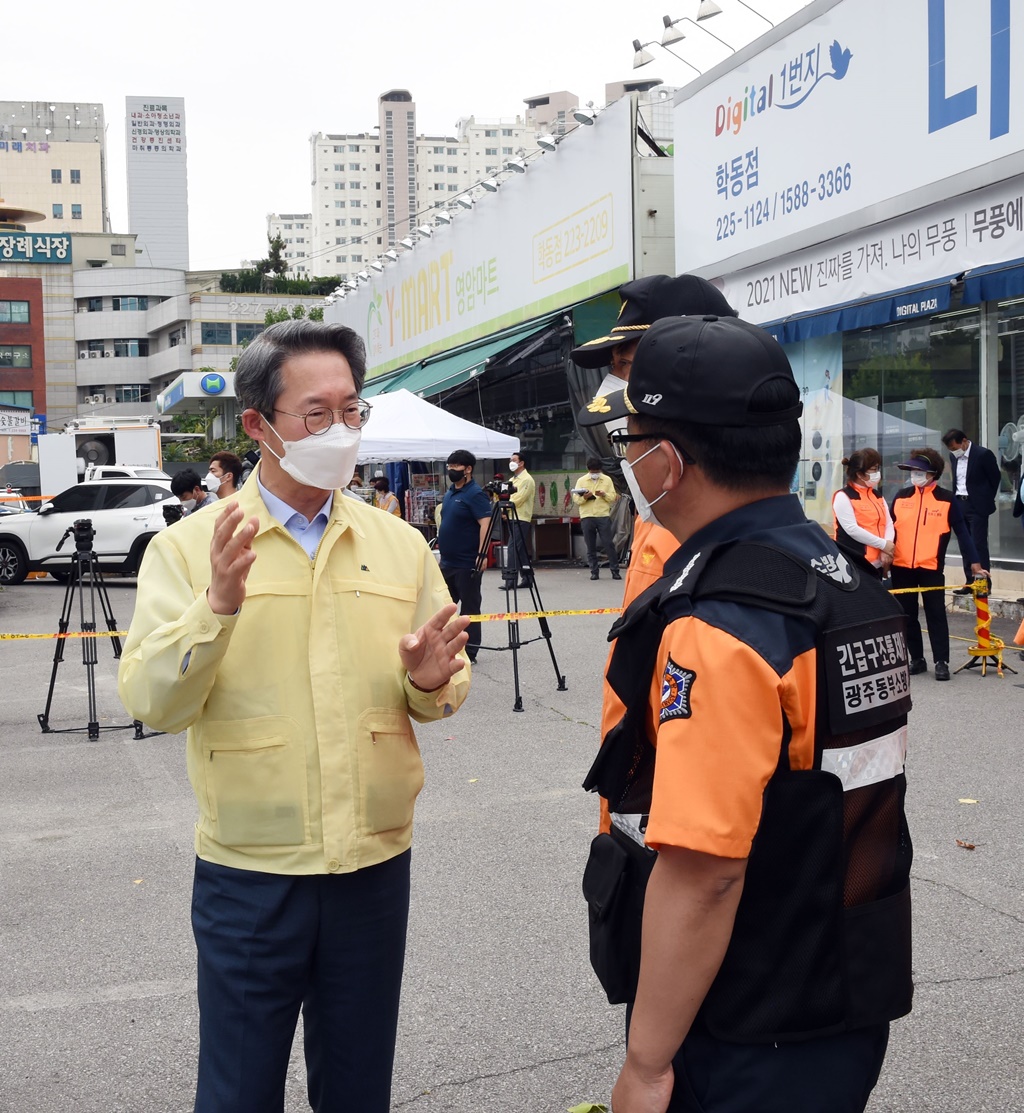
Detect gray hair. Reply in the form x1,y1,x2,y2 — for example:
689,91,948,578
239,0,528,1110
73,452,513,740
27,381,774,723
234,320,367,417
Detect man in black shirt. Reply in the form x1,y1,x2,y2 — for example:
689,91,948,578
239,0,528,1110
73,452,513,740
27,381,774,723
437,450,492,663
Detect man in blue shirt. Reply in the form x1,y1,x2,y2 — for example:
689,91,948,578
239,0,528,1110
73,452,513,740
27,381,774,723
438,450,493,662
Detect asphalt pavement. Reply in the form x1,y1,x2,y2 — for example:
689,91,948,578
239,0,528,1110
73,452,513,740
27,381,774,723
0,566,1021,1112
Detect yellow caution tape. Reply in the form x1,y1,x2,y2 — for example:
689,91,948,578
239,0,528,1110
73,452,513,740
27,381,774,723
0,586,997,637
0,630,128,640
465,607,623,622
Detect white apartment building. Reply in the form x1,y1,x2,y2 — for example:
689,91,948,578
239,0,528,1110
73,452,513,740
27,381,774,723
0,100,109,234
267,213,312,275
305,89,579,282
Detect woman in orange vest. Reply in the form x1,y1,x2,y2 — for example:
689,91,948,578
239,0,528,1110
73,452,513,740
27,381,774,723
889,447,985,681
832,448,894,577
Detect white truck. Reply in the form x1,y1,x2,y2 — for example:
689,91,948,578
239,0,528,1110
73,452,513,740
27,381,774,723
36,417,165,498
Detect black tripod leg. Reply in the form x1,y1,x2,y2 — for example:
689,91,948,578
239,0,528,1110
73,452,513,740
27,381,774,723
507,579,524,712
81,553,101,740
521,574,567,691
90,561,125,657
37,557,79,732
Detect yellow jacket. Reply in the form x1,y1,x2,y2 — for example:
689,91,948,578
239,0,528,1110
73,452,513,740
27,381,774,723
509,468,536,523
117,467,470,876
572,472,618,518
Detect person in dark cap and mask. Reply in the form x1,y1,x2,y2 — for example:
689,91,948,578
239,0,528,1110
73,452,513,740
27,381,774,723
578,314,914,1113
571,274,740,839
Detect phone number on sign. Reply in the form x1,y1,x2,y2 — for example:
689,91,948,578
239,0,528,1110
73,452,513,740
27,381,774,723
716,163,853,242
533,195,614,282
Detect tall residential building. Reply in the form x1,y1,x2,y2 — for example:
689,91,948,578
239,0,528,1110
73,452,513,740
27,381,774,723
0,100,109,233
125,96,189,270
267,213,312,275
305,89,578,282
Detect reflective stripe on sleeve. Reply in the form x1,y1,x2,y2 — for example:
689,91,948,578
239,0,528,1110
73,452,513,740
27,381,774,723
820,725,908,792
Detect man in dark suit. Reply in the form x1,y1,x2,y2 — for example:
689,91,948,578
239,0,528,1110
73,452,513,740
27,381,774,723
942,428,1001,592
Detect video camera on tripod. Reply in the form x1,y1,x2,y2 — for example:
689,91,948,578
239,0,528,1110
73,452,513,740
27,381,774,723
55,518,97,553
482,478,516,500
38,515,145,741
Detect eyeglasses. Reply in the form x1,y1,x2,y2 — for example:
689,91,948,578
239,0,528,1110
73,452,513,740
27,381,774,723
273,400,372,436
608,430,695,463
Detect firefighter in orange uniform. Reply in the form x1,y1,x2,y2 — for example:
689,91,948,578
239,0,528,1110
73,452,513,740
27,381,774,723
578,315,914,1113
571,274,739,836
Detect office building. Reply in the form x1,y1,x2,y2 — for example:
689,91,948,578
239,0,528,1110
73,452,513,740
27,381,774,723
125,96,189,270
0,100,108,234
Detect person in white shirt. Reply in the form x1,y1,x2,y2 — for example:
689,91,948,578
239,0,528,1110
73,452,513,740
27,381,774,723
831,448,894,578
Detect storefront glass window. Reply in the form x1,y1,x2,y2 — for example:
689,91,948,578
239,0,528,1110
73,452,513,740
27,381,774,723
995,297,1024,562
785,310,982,532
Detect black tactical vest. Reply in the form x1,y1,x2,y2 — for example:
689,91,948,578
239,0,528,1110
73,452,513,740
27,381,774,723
584,539,914,1043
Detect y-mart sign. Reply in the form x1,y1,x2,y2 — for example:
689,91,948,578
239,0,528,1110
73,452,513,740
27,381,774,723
675,0,1024,275
327,97,634,380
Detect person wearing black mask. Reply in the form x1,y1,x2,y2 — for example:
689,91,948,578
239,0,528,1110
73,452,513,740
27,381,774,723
437,450,492,663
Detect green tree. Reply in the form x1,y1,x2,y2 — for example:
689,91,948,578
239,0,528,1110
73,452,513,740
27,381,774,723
308,306,324,322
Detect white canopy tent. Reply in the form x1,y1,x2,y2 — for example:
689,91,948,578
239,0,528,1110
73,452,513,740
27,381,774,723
356,389,519,463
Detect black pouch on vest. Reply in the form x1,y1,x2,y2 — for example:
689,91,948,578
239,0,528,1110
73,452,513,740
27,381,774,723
582,826,658,1005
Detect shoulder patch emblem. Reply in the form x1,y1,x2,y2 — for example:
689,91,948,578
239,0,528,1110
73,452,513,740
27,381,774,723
660,656,696,723
810,551,852,583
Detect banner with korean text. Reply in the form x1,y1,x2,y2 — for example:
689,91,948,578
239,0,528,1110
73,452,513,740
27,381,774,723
719,174,1024,325
327,97,635,381
675,0,1024,275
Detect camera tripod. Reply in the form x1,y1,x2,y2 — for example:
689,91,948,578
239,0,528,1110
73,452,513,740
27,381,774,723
37,520,145,741
476,497,566,712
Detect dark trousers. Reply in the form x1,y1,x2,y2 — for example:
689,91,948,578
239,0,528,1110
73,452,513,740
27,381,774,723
664,1020,889,1113
890,565,948,663
504,519,532,583
581,515,619,575
442,564,482,659
191,851,411,1113
960,506,991,584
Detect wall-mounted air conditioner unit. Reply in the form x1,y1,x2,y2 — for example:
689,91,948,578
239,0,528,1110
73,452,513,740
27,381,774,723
102,351,112,357
79,351,87,358
88,351,99,358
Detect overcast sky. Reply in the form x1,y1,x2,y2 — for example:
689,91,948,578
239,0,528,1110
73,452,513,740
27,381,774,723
6,0,811,271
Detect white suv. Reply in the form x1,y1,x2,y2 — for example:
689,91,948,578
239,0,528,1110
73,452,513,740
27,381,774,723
0,478,174,585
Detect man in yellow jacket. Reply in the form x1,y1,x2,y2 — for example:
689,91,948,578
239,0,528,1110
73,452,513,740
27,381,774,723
573,456,620,580
504,450,536,589
118,320,470,1113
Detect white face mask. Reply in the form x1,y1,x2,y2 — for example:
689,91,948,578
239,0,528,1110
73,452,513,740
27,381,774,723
203,471,222,494
909,470,930,487
263,418,361,490
951,447,966,458
620,441,682,527
589,472,601,480
179,497,196,512
508,460,519,472
866,470,881,485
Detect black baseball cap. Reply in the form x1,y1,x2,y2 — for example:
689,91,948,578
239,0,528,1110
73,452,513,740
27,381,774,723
570,273,737,368
577,314,803,428
896,455,937,472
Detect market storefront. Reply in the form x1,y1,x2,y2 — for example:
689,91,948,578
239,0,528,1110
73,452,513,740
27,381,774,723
674,0,1024,585
328,92,669,541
